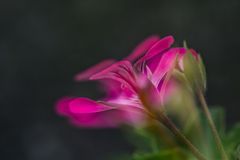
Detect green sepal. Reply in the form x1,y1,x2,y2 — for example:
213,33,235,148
183,52,206,92
197,55,207,91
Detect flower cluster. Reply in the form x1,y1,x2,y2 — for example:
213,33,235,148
56,35,203,128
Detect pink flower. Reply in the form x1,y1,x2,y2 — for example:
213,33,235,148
56,35,200,128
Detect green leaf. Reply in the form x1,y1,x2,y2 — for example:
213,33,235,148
124,106,237,160
198,106,225,159
123,126,162,152
224,123,240,159
132,149,189,160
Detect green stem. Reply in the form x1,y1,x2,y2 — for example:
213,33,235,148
157,113,207,160
198,91,228,160
139,90,206,160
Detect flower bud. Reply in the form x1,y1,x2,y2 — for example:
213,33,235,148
183,50,207,93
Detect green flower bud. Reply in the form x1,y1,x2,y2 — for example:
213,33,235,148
183,51,207,93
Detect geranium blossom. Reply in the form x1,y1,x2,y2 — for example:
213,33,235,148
56,35,200,128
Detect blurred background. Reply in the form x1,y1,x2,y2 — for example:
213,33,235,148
1,0,240,159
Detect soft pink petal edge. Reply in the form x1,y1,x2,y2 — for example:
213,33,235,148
74,59,116,81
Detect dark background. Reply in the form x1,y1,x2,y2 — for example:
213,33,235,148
1,0,240,160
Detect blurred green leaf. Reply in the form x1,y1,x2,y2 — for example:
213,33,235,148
224,123,240,159
123,126,161,152
124,106,240,160
132,149,188,160
198,106,225,159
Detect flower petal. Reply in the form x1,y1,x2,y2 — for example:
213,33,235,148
138,76,162,108
70,111,124,128
125,35,160,61
90,60,137,93
56,97,145,128
74,59,116,81
134,36,175,73
152,48,186,86
70,105,145,128
141,35,174,61
69,98,114,113
55,97,74,116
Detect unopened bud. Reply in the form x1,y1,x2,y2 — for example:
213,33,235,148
183,50,206,92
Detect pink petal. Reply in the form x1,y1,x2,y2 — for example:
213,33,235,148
74,59,116,81
70,105,145,128
99,80,123,99
55,97,74,116
56,97,145,128
117,105,145,125
70,110,125,128
134,36,175,73
125,35,160,61
145,52,166,72
137,75,162,107
141,35,175,61
157,78,178,105
90,60,137,93
69,98,113,113
152,48,186,86
55,97,119,127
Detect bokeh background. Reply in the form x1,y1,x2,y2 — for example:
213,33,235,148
1,0,240,159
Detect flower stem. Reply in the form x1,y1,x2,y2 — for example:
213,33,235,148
198,91,228,160
157,113,207,160
139,92,207,160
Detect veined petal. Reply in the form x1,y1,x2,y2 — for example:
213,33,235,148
134,36,175,73
74,59,116,81
90,60,137,93
152,48,186,86
56,97,145,128
145,53,164,72
158,77,179,105
99,80,124,99
140,35,174,61
125,35,160,61
105,94,141,108
137,76,162,108
70,106,145,128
